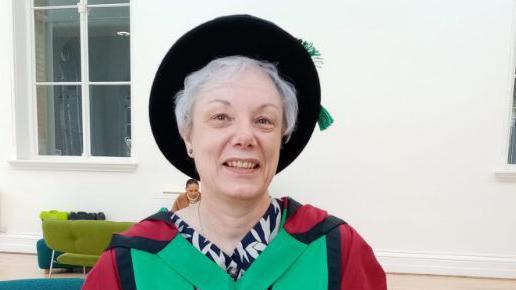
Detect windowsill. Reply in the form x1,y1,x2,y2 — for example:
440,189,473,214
494,166,516,181
8,158,138,172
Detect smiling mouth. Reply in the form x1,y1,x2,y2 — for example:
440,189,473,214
223,160,260,170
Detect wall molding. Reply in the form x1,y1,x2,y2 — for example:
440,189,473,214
8,159,138,172
494,168,516,181
0,233,40,253
376,249,516,279
2,235,516,279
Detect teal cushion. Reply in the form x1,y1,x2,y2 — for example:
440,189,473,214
36,239,74,269
0,278,84,290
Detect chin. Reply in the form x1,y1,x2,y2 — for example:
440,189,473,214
220,184,267,201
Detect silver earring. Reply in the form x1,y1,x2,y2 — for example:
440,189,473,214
188,148,193,155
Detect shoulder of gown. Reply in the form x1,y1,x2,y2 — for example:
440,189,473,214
82,211,178,290
280,196,387,290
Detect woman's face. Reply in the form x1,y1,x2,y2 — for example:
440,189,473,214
184,67,283,201
186,183,199,195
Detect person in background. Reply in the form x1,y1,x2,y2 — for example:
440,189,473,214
171,178,201,211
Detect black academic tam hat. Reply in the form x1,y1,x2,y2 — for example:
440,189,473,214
149,15,322,180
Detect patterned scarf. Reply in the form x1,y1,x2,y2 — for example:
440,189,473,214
170,198,282,280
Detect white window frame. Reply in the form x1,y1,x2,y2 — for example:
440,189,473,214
8,0,136,172
496,98,516,180
495,5,516,180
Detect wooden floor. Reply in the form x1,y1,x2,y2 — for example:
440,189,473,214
1,252,516,289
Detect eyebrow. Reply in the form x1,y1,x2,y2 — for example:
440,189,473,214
257,103,281,111
206,99,281,111
206,99,231,106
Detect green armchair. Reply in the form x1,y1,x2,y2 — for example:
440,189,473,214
42,220,134,277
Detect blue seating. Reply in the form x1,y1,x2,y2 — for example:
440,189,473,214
0,278,84,290
36,239,74,270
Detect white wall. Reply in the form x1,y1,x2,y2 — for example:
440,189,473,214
1,0,516,278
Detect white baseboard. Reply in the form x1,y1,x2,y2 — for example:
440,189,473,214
1,235,515,279
376,249,516,279
0,233,40,253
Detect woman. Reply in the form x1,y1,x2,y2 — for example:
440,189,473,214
171,179,201,211
82,15,386,290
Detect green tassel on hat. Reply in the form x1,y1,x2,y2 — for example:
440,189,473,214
299,39,321,57
299,39,324,68
318,105,334,131
299,39,334,130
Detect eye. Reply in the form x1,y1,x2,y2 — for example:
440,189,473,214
212,113,230,121
256,117,273,125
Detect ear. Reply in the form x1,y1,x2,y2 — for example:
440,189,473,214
181,129,194,157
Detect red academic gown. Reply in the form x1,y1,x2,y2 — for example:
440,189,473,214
82,197,387,290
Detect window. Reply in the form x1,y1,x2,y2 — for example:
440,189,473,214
33,0,130,158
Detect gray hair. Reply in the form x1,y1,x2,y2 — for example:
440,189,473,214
174,56,298,142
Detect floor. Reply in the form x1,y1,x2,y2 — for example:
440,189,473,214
0,252,84,281
1,253,516,290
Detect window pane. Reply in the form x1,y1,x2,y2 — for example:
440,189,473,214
34,0,78,6
88,7,130,82
34,8,81,82
88,0,129,4
509,117,516,164
37,85,83,156
90,85,131,157
509,84,516,164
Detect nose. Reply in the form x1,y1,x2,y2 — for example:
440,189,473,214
230,120,257,149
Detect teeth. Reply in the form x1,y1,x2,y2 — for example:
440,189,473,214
227,160,256,169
